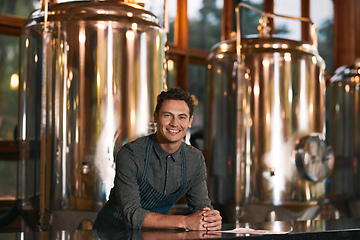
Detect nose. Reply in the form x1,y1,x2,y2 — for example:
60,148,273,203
169,116,178,126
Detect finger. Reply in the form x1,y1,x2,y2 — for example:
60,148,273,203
203,216,217,223
203,212,222,222
206,225,222,231
202,206,211,211
204,218,222,225
203,209,220,217
203,218,222,230
205,221,222,231
204,214,221,223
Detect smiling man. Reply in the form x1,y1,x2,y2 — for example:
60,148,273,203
93,88,222,231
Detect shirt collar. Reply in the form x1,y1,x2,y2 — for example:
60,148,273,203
152,133,182,162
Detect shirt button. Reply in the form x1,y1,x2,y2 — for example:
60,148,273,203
164,190,167,194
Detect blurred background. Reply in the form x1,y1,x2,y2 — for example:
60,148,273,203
1,0,358,233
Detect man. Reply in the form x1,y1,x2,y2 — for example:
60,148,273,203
93,88,222,231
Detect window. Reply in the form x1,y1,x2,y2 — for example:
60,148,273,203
188,0,222,50
166,0,177,43
311,0,334,72
274,0,302,40
0,1,34,201
0,34,19,141
236,0,265,38
0,0,37,18
187,63,207,149
0,34,19,200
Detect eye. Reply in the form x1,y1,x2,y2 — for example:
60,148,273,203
164,113,171,118
179,116,187,120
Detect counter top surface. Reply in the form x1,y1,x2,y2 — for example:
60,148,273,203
2,218,360,239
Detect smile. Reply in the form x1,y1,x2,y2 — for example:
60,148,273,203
168,129,181,133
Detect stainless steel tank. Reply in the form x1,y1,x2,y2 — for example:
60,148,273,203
19,0,166,230
206,3,334,223
18,8,45,231
326,61,360,218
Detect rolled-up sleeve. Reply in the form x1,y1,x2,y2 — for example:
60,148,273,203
114,145,149,229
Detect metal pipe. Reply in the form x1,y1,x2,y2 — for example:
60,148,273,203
235,2,318,47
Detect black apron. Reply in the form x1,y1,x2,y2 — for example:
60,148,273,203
93,137,187,230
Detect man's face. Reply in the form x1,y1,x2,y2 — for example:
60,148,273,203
154,99,193,145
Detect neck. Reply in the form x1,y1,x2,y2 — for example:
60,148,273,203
156,134,181,154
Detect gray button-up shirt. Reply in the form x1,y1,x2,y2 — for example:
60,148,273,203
112,133,213,229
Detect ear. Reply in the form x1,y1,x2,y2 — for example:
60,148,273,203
154,112,158,123
188,116,193,128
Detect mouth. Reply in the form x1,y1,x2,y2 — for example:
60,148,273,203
167,129,181,134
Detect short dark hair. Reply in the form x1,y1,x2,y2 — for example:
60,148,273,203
155,88,195,118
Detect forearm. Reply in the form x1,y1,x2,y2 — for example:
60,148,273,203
142,212,186,229
142,211,207,230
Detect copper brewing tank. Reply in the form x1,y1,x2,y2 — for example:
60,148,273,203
18,0,166,230
206,3,334,223
326,61,360,218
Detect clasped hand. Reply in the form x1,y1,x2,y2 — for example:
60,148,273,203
184,206,222,231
